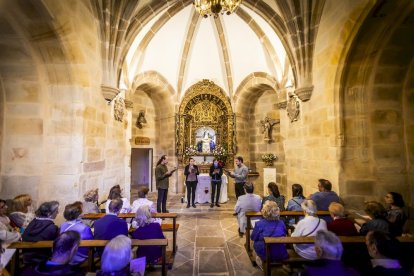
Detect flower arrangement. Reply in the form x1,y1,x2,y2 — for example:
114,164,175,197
212,144,227,157
212,144,228,165
184,145,198,156
262,153,278,166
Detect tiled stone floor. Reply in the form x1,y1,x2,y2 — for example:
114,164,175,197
128,189,288,276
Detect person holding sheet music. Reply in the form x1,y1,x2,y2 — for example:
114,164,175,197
184,158,199,208
155,155,177,213
224,156,248,199
209,159,223,208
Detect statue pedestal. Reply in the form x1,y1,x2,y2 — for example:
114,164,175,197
263,168,277,195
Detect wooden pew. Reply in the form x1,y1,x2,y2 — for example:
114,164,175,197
263,236,414,276
8,239,168,276
244,211,330,255
82,212,179,254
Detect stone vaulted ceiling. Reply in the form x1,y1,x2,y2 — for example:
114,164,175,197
92,0,325,102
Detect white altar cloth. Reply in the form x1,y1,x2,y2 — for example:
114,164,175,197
184,174,228,203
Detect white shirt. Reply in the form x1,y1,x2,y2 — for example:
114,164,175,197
234,193,262,233
291,215,327,260
131,198,156,213
105,198,131,214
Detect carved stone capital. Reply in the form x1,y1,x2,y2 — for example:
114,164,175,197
276,89,288,109
276,101,287,109
295,86,314,102
101,85,120,102
124,99,134,109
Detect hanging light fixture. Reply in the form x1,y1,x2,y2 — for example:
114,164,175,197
193,0,242,18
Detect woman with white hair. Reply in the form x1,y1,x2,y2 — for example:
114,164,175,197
251,201,288,269
291,199,327,260
302,230,358,275
97,235,132,275
131,205,165,264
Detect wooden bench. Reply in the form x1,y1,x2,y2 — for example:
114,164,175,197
263,236,414,276
245,211,330,255
82,212,179,254
8,239,168,276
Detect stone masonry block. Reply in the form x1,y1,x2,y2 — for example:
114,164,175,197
83,160,105,172
371,110,400,125
7,118,43,135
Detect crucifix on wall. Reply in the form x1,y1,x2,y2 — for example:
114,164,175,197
259,117,280,143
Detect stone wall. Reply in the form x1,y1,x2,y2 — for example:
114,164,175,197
0,1,129,222
280,0,374,199
338,0,414,217
249,90,283,197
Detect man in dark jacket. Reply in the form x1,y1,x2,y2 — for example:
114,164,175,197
94,198,128,255
22,201,60,265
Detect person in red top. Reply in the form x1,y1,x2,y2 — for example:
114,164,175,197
327,202,358,236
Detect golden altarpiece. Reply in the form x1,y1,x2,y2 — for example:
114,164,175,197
176,80,235,171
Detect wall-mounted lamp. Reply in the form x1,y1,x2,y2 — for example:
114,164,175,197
136,110,147,129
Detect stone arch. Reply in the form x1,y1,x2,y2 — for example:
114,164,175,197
0,1,115,207
129,71,178,191
232,73,286,194
339,0,414,208
233,72,279,115
130,71,176,116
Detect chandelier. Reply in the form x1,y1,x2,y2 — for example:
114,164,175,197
193,0,242,18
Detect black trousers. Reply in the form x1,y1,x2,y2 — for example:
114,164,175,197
211,181,222,204
186,181,197,205
235,182,246,199
157,188,168,213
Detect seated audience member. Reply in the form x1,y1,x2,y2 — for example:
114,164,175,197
359,201,389,236
302,230,358,276
251,201,288,269
309,179,340,211
22,201,60,265
105,185,131,214
8,194,35,230
234,183,262,237
94,199,128,255
291,200,327,260
81,188,100,227
286,183,306,226
0,199,16,232
131,187,156,213
384,192,407,237
327,202,358,236
82,188,99,214
131,205,165,264
365,230,408,275
0,229,21,266
60,202,93,265
262,182,285,211
0,200,21,271
96,235,135,276
131,188,161,227
22,231,84,276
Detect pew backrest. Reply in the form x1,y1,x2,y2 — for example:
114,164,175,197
82,213,178,220
8,239,168,276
